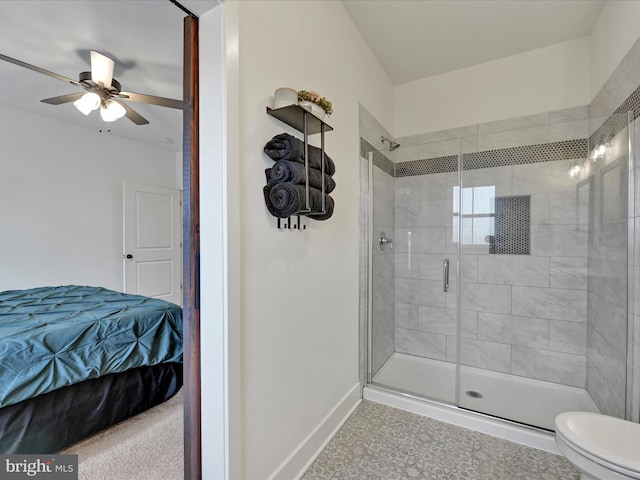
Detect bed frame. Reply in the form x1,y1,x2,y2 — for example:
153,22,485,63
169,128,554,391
0,362,182,454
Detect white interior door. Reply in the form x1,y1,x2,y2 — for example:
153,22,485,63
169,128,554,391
123,183,182,305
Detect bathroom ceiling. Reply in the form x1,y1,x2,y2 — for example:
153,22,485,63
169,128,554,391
0,1,218,153
341,0,606,85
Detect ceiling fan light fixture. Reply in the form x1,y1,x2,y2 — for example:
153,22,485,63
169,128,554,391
73,92,101,115
1,51,178,127
100,99,126,122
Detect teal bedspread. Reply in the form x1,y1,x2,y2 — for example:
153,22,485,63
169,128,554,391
0,285,183,408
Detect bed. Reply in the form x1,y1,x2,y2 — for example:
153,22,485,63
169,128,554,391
0,285,183,453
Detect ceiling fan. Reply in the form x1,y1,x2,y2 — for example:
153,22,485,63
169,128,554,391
0,50,183,125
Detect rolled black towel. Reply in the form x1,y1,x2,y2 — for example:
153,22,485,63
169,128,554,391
263,183,334,220
266,161,336,194
264,133,336,176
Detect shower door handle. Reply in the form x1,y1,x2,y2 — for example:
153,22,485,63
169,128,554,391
443,258,449,293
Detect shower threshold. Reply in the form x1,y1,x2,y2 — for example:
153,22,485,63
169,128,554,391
372,353,598,431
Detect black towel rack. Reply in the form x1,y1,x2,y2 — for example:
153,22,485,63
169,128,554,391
266,104,333,230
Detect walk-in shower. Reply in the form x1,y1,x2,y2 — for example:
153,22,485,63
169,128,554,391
360,104,636,434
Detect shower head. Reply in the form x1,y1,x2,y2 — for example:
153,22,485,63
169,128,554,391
381,135,400,151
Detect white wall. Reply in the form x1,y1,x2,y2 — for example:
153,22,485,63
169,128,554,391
0,103,179,292
233,1,392,477
394,36,591,136
590,0,640,100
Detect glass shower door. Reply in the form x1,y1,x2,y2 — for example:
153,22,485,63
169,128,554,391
364,110,633,432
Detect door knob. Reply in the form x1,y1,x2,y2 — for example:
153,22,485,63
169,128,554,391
123,254,133,259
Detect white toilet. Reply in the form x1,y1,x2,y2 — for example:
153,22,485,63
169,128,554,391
555,411,640,480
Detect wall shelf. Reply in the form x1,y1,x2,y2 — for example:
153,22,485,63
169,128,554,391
265,104,334,229
266,105,333,135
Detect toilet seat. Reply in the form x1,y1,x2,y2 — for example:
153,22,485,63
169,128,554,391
555,412,640,479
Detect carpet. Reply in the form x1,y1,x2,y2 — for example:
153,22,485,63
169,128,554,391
61,388,184,480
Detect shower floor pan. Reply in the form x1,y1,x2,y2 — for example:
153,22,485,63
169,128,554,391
372,352,598,431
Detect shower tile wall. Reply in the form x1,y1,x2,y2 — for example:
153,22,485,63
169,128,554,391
587,33,640,418
394,107,591,387
586,125,629,418
394,170,456,363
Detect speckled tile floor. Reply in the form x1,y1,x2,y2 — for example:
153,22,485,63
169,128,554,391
301,400,580,480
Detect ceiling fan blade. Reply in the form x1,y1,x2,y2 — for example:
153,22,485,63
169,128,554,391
0,52,82,87
90,51,114,89
113,100,149,125
119,91,183,109
41,92,84,105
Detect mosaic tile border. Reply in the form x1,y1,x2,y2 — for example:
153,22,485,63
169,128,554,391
616,82,640,118
589,83,640,150
589,113,629,154
395,154,458,176
395,139,588,177
360,138,394,177
463,139,588,171
363,139,589,178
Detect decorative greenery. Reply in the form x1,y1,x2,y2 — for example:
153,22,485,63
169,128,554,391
298,89,333,115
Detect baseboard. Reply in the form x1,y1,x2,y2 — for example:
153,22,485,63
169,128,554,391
269,382,362,480
364,385,559,454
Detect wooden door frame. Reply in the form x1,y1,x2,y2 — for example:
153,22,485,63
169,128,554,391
183,14,201,480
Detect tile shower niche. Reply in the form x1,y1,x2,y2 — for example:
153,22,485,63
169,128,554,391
489,195,530,255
